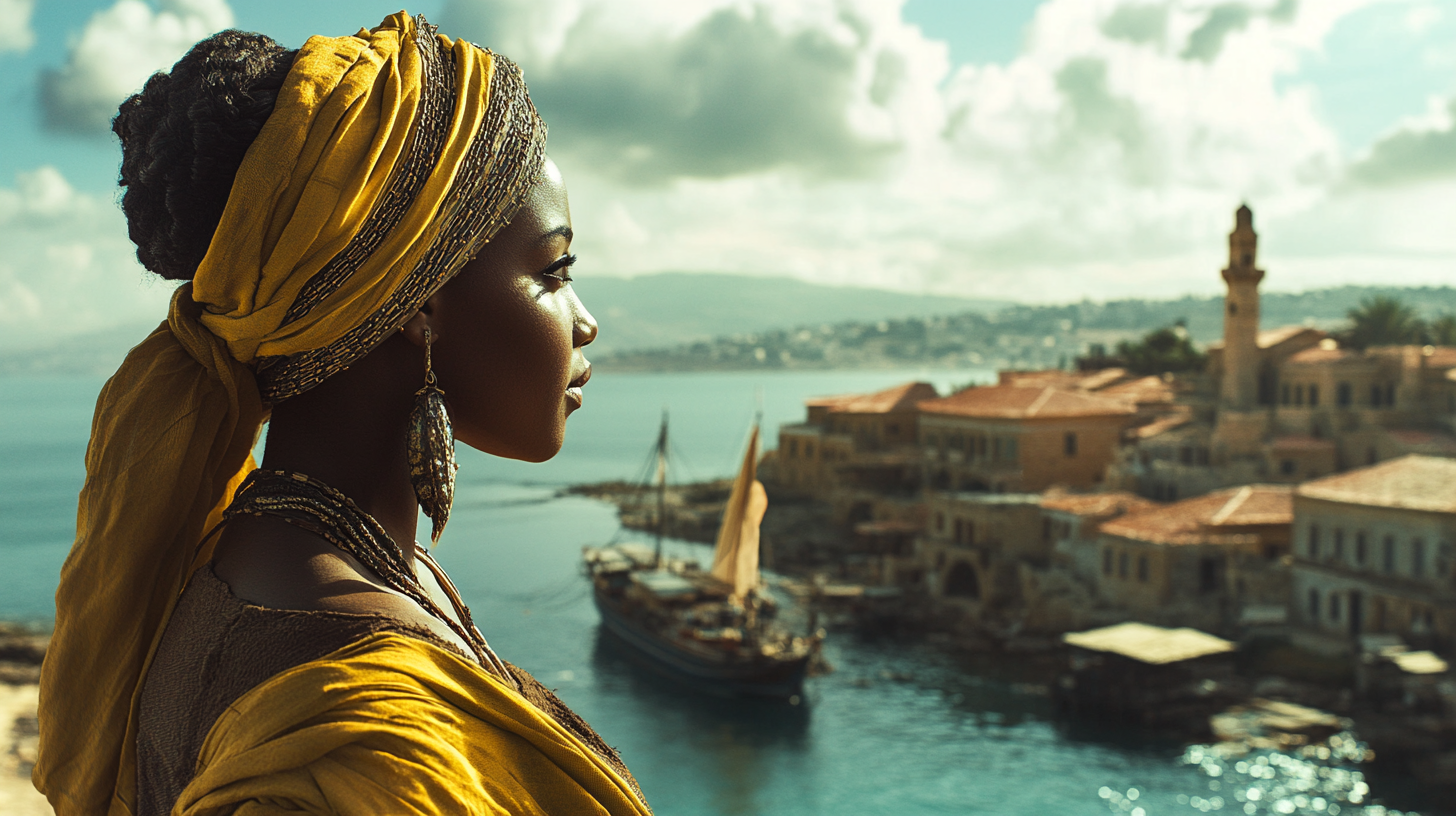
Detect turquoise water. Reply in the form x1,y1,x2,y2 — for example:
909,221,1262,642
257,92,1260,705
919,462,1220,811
0,371,1434,815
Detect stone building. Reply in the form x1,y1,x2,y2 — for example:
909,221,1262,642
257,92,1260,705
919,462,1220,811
775,381,937,523
1290,455,1456,655
918,385,1137,493
1095,485,1293,634
1113,206,1456,500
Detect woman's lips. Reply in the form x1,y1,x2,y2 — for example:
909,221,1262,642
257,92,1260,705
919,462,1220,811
565,364,591,409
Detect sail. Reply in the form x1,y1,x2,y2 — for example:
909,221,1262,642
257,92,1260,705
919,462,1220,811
709,425,767,601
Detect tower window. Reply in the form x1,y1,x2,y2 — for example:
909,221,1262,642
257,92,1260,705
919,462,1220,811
1228,302,1238,316
1241,253,1252,265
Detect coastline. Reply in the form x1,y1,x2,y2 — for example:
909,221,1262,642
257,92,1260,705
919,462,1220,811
0,625,47,815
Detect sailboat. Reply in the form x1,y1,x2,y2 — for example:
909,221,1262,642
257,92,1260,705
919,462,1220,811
583,416,823,697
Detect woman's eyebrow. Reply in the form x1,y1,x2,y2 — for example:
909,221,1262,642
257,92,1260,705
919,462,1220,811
538,225,573,246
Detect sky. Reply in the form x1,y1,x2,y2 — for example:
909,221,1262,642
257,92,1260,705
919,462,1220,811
0,0,1453,349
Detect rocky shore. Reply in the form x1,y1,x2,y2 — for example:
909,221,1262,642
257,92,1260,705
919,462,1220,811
0,624,49,815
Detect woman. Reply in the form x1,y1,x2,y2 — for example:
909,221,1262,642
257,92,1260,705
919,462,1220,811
34,13,649,816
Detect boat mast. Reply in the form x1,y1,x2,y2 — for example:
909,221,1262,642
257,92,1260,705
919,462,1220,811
653,410,668,569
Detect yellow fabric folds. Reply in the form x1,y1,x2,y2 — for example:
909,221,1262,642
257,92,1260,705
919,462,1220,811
175,634,650,816
35,13,538,816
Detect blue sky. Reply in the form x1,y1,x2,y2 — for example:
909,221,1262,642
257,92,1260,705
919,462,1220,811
1,0,1454,348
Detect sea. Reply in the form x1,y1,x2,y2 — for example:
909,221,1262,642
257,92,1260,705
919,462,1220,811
0,369,1439,816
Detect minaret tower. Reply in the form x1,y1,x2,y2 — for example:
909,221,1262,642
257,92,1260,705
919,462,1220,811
1220,204,1263,410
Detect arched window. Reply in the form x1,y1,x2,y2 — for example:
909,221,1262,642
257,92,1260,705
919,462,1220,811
944,561,980,599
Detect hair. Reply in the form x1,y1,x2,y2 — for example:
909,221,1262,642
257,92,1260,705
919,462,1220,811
113,31,298,282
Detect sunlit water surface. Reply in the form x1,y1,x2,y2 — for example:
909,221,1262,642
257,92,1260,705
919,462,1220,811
0,371,1439,815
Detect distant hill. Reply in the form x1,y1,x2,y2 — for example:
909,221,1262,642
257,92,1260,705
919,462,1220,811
597,284,1456,372
571,273,1011,356
3,277,1455,376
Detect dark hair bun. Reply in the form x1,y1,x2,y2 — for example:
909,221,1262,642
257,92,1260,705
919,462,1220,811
113,31,297,282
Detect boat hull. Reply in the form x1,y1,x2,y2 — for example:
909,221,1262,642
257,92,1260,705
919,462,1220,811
592,588,811,697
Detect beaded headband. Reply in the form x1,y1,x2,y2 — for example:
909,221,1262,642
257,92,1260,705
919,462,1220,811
255,16,547,403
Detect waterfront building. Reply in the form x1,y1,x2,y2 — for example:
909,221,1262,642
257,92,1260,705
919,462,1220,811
1040,490,1157,585
774,381,936,533
1095,485,1293,634
917,385,1137,493
1112,206,1456,501
1290,455,1456,655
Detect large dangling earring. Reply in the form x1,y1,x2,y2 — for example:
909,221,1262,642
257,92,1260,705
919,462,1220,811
408,327,457,545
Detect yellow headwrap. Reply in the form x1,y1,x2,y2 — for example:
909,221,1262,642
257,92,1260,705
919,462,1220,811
35,13,546,814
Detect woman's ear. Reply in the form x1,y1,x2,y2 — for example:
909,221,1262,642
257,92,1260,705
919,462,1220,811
399,291,444,348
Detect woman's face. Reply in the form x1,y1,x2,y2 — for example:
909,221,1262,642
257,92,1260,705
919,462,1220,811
424,157,596,462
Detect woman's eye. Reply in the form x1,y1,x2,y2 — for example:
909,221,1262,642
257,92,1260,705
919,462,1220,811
540,254,577,287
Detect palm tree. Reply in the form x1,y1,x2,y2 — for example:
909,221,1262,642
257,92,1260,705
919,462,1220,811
1427,314,1456,346
1341,296,1424,350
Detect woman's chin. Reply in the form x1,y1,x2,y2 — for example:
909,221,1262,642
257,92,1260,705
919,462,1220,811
459,427,564,463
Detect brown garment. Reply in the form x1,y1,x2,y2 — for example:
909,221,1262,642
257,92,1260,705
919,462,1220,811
136,566,642,816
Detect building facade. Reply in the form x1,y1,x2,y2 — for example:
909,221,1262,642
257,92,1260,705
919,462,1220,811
1290,455,1456,655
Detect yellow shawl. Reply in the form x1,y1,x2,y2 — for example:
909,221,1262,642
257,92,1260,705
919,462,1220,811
29,12,631,816
176,634,648,816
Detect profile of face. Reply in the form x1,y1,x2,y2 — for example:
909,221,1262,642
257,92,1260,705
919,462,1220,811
412,157,596,463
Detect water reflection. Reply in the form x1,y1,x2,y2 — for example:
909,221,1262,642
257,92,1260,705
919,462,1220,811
591,627,810,816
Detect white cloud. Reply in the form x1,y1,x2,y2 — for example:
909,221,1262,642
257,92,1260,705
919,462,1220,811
0,0,36,54
0,167,175,348
438,0,1446,303
42,0,234,132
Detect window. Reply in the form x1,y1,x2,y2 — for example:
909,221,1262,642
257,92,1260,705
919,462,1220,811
1064,432,1078,457
1137,555,1149,583
1103,548,1113,576
1043,518,1053,541
788,439,798,458
1196,447,1210,465
1337,382,1352,407
1333,529,1345,561
1386,383,1396,406
1294,385,1304,406
1383,536,1395,573
1355,532,1367,566
1005,437,1020,463
1118,551,1129,578
1307,524,1321,559
1413,538,1426,578
935,512,945,534
1308,588,1320,618
805,443,815,459
1179,446,1193,465
1329,593,1341,622
1281,383,1291,405
1229,302,1238,315
953,519,964,545
1308,385,1319,407
1370,384,1383,407
886,423,899,436
1280,459,1296,476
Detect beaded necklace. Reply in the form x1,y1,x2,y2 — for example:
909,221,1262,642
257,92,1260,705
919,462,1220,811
222,469,518,689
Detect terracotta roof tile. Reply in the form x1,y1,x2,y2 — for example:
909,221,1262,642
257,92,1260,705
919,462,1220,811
1041,490,1156,518
1208,325,1322,351
1099,375,1175,405
1135,410,1194,439
918,385,1136,420
1101,485,1293,546
807,381,940,414
1299,455,1456,513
